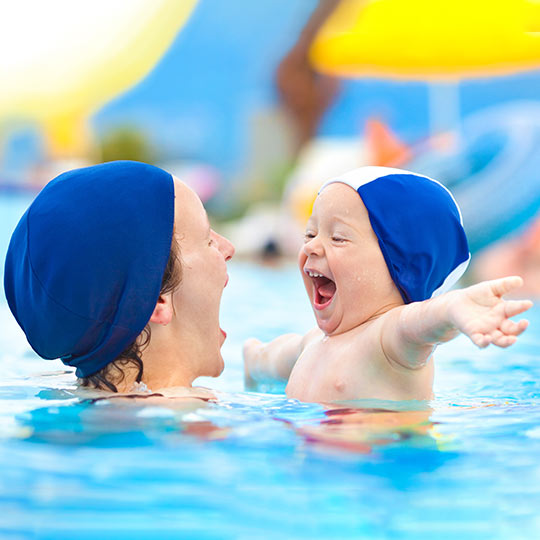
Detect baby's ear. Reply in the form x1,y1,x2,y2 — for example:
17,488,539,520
149,294,174,326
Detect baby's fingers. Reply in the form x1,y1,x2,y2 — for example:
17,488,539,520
503,299,533,318
489,276,524,297
242,337,262,358
499,318,529,336
471,333,492,348
491,334,518,348
471,319,529,349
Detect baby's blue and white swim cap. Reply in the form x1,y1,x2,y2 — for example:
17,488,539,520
320,166,471,304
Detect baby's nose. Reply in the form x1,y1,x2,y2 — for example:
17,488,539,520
303,237,323,257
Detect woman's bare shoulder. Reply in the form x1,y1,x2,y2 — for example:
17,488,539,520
74,384,216,409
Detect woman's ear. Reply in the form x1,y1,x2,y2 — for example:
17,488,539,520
149,294,174,326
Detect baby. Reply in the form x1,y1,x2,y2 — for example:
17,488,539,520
243,167,533,403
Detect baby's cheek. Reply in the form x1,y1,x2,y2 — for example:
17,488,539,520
355,255,387,284
297,249,307,271
297,252,312,291
347,268,372,290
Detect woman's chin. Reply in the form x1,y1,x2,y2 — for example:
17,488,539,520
204,351,225,378
210,356,225,378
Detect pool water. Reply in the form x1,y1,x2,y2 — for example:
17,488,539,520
1,193,539,539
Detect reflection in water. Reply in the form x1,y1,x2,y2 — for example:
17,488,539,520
294,406,442,455
15,394,448,457
15,396,231,447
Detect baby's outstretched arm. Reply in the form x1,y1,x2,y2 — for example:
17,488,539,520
243,328,322,389
382,276,533,370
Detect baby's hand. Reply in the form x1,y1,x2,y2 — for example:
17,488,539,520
448,276,533,348
243,337,263,390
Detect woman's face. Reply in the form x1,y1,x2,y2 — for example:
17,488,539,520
170,177,234,377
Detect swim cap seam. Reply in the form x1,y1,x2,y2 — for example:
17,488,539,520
363,207,411,304
320,168,464,226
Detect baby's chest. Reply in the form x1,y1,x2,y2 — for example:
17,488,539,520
286,342,381,402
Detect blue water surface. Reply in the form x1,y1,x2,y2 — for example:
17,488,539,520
0,194,539,539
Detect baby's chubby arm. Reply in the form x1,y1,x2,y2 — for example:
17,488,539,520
381,276,533,370
243,328,322,389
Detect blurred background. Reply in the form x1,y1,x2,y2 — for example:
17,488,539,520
1,0,540,291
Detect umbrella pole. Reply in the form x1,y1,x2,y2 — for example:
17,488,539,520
428,81,461,148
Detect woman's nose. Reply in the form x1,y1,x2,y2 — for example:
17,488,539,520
217,233,235,261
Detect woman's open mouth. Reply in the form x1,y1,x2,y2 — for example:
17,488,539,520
219,326,227,346
308,273,336,310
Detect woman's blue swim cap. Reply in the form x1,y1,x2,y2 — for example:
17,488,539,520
3,161,175,378
320,166,471,304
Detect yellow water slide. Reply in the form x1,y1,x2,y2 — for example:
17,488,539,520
0,0,197,156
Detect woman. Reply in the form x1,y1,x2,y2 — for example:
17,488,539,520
4,161,234,395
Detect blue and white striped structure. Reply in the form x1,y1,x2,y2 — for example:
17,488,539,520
320,166,471,304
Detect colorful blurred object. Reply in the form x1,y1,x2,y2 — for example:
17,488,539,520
284,118,412,228
310,0,540,80
365,118,412,167
408,101,540,253
0,0,197,157
473,214,540,296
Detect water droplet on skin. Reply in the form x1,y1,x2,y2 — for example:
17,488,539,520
322,335,329,343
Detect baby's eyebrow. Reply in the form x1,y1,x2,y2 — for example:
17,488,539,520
305,216,317,229
330,214,356,228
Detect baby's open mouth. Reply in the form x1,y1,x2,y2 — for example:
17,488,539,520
312,275,336,310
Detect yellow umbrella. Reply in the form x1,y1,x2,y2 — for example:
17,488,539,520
310,0,540,80
0,0,197,157
310,0,540,134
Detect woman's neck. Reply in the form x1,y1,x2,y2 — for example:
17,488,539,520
138,341,197,392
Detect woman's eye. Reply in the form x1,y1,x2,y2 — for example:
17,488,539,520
304,232,316,241
332,236,346,243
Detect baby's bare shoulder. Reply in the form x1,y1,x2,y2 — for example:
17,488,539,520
302,317,388,365
344,312,393,347
301,326,325,348
331,310,416,373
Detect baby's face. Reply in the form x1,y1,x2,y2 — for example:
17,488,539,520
298,182,403,335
